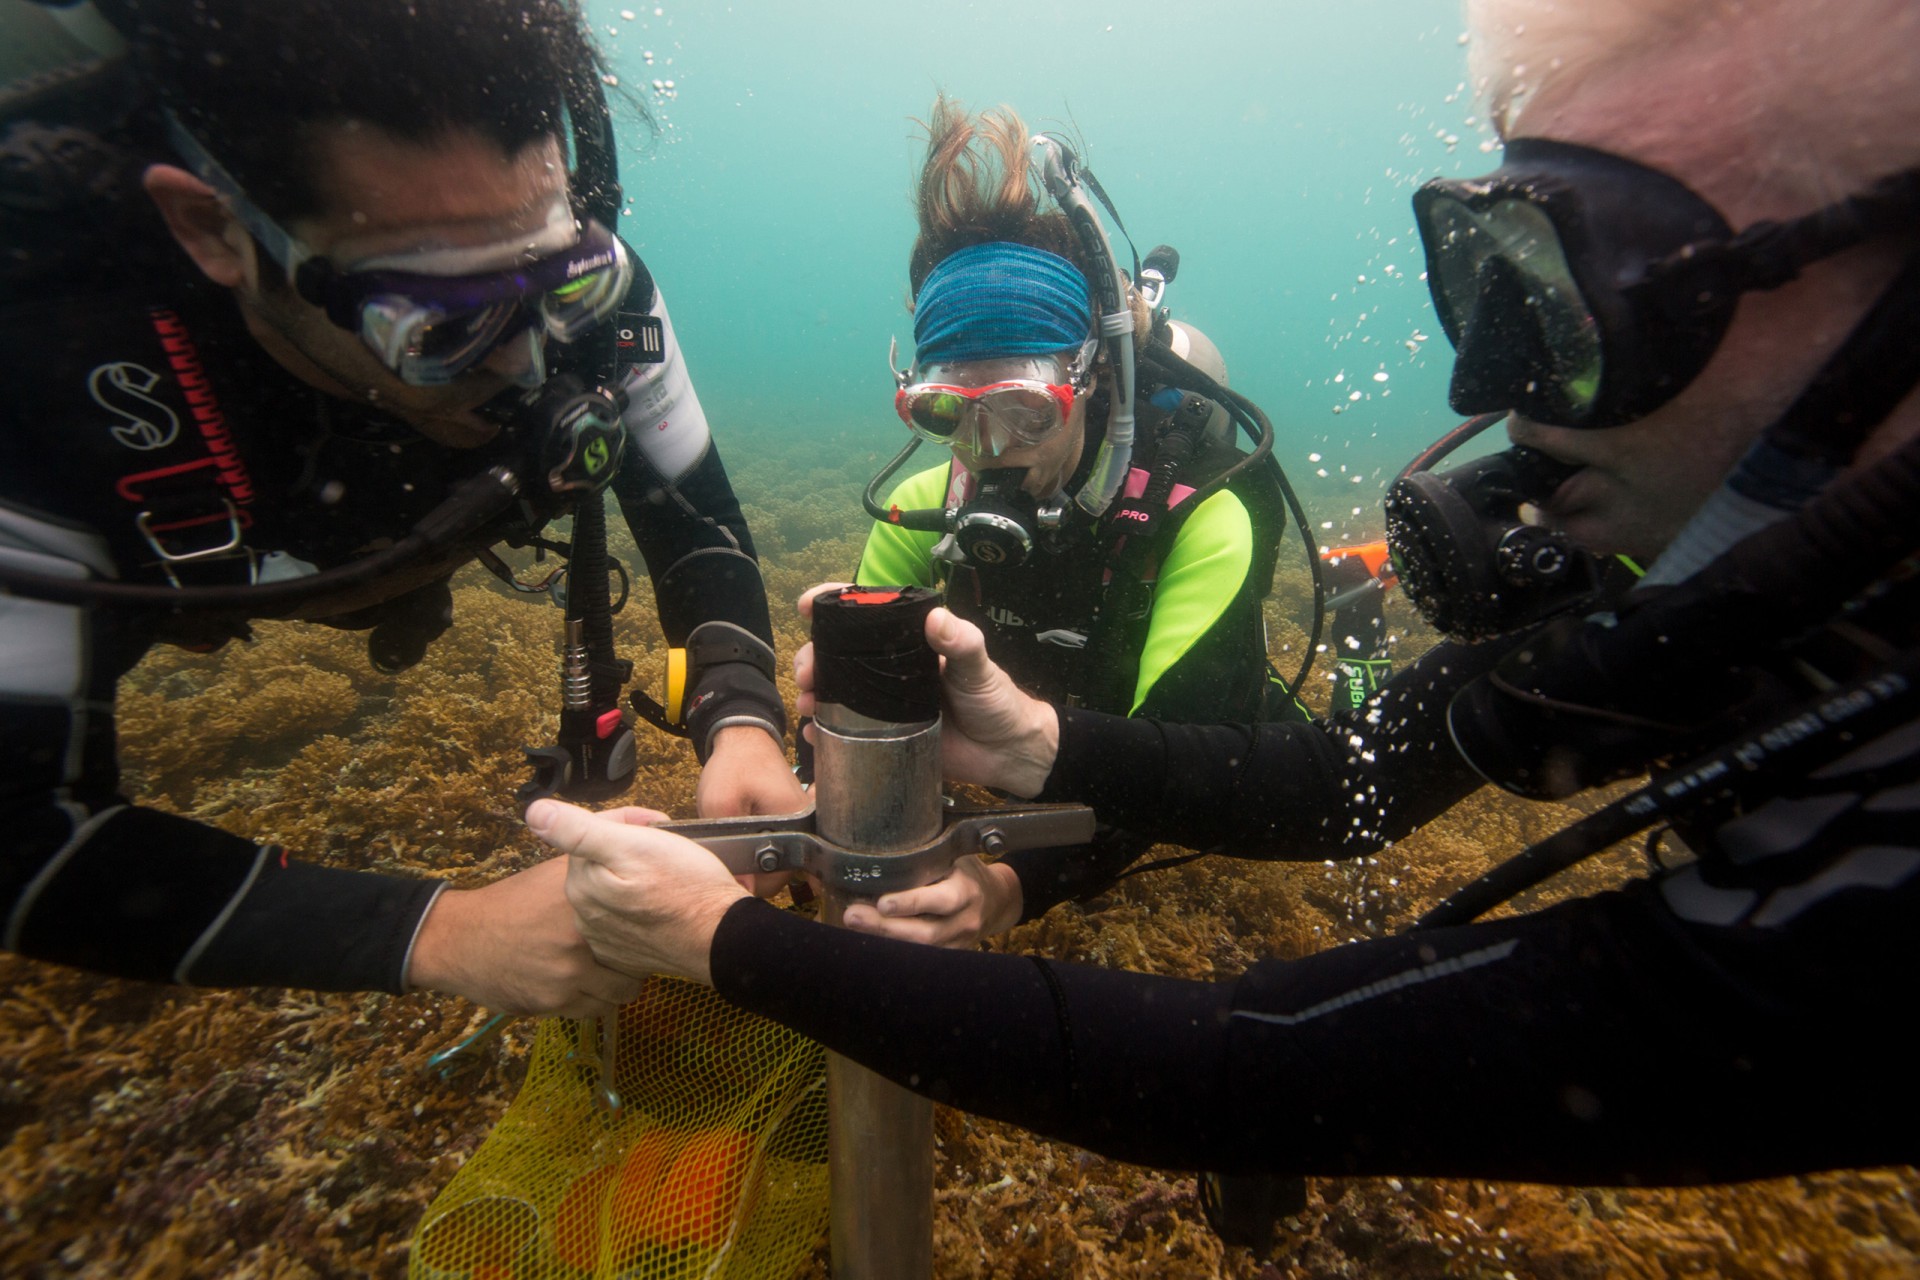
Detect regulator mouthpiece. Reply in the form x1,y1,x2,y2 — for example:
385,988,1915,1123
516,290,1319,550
1384,445,1600,641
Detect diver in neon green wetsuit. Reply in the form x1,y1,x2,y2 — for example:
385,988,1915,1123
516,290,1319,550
858,432,1287,722
857,103,1318,1246
848,99,1305,955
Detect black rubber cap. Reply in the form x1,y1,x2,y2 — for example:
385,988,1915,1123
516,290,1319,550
811,586,942,724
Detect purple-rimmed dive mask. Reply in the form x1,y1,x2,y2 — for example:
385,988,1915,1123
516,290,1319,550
165,112,632,388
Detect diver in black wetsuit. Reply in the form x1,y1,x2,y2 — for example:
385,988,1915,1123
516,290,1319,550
0,0,798,1016
545,0,1920,1196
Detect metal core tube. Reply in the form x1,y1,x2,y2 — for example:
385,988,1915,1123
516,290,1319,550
816,698,940,1279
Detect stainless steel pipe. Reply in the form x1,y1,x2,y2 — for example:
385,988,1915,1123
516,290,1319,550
652,583,1092,1276
814,699,939,1280
809,586,944,1280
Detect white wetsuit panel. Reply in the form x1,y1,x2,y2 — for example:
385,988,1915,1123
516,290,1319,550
618,289,711,484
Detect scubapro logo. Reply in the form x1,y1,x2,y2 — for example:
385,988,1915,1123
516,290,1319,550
89,362,180,451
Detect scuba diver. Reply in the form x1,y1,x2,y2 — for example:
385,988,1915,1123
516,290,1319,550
545,0,1920,1216
0,0,796,1014
851,98,1321,950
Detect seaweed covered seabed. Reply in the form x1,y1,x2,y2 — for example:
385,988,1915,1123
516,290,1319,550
4,430,1917,1279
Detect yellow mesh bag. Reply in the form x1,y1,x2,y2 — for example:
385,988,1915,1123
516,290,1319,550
410,976,830,1280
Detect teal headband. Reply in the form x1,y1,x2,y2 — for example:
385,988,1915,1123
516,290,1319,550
912,242,1094,366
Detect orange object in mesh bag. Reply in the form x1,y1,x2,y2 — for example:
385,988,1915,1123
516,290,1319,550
410,976,830,1279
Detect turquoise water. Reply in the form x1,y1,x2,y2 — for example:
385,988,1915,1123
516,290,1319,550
587,0,1494,543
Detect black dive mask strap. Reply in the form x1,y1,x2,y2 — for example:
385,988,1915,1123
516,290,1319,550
1760,250,1920,468
1644,250,1920,584
1630,168,1920,300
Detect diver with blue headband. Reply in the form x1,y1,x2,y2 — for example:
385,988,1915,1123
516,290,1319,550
854,94,1311,1019
863,100,1310,729
855,105,1328,1246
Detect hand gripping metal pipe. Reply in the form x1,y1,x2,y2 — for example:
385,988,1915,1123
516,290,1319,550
656,586,1094,1277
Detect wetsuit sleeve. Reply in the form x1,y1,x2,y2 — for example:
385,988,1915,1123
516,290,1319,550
997,490,1276,916
711,856,1920,1183
998,826,1158,924
998,634,1494,922
0,505,442,992
1039,638,1505,858
609,287,783,762
854,464,948,587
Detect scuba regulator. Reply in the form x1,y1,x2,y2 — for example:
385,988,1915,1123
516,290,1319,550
1382,413,1605,642
943,467,1043,568
513,375,628,513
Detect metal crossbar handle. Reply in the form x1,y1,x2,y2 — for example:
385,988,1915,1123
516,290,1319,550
657,800,1096,896
668,792,1093,1280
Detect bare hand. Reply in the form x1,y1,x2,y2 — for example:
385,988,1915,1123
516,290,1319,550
797,588,1061,796
697,724,808,896
919,606,1060,795
529,799,749,987
697,724,805,818
405,855,646,1018
840,854,1024,948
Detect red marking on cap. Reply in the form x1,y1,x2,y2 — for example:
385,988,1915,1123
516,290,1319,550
841,589,904,605
596,709,624,739
888,504,904,524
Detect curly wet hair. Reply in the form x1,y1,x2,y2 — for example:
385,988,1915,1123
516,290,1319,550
906,96,1096,297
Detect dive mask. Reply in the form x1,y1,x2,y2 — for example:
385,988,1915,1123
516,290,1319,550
301,219,631,387
165,113,632,387
891,341,1096,457
1414,137,1920,428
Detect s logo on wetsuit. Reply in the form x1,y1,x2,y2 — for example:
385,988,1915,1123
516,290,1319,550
89,361,181,451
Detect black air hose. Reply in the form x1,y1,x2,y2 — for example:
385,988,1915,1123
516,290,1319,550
0,467,521,614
